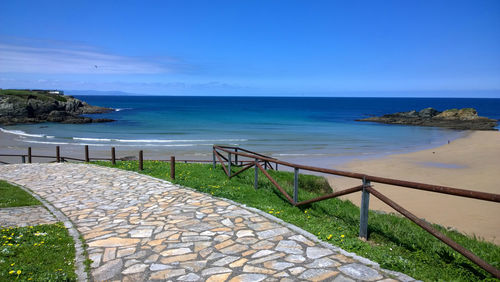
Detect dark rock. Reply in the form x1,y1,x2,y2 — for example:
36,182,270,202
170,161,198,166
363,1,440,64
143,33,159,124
0,90,115,125
93,118,115,123
358,107,498,130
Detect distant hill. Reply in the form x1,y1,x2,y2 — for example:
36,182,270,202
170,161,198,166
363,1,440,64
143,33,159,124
67,90,142,96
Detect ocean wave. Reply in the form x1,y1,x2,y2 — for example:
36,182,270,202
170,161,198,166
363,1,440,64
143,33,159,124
23,140,70,145
0,128,45,138
73,137,112,142
70,137,247,143
114,108,133,112
114,138,248,143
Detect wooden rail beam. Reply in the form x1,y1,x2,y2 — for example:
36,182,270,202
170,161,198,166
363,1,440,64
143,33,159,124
256,162,295,205
230,162,256,179
367,186,500,278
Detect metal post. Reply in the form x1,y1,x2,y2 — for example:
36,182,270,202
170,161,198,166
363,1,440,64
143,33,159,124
294,168,299,204
228,153,232,177
139,150,143,171
21,156,26,163
85,145,89,162
212,150,216,169
170,156,175,180
276,163,278,171
235,148,238,165
111,147,116,165
56,146,60,163
254,159,259,189
28,147,32,163
359,177,371,239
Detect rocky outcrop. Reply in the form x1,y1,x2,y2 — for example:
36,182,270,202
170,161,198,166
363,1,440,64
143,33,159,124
358,107,498,130
0,91,114,125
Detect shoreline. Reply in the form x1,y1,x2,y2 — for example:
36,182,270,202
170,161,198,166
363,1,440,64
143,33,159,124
329,130,500,244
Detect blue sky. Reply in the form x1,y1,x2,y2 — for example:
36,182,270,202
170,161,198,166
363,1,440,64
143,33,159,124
0,0,499,97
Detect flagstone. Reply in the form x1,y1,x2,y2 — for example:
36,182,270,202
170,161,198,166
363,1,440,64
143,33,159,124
88,237,140,247
229,258,248,268
149,268,186,280
229,273,267,282
0,163,406,282
161,247,192,256
206,273,231,282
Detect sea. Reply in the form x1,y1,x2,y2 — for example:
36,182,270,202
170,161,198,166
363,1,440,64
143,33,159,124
1,96,499,166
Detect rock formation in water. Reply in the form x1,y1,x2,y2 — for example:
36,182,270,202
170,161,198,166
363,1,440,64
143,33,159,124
0,90,114,125
357,107,498,130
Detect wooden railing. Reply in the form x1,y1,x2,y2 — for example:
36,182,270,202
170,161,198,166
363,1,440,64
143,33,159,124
1,144,499,277
212,145,500,278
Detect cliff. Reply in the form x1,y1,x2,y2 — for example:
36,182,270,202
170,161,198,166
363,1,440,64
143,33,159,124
0,89,114,125
357,107,498,130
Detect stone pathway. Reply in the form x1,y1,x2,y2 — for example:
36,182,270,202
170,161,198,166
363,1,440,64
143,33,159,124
0,206,57,227
0,163,415,282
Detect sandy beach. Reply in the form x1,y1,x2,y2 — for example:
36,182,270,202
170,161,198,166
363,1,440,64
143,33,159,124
329,130,500,244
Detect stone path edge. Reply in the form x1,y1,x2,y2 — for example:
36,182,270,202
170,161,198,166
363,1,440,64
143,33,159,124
88,163,416,282
2,179,89,282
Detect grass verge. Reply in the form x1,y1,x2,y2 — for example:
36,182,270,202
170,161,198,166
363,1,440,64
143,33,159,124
0,180,77,280
0,181,41,208
94,160,500,281
0,223,76,281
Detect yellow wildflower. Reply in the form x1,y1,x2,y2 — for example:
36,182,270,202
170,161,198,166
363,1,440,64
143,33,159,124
17,270,21,275
341,234,345,238
9,270,14,274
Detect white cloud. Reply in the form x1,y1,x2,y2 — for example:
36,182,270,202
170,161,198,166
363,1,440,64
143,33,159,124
0,43,170,74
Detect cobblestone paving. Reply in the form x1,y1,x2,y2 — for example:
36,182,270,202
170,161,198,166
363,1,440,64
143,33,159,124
0,206,57,227
0,164,414,282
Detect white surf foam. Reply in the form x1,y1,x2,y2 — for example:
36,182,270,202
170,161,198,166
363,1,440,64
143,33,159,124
0,128,45,138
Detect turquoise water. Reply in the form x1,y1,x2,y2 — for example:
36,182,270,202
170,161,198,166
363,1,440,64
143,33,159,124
2,96,499,164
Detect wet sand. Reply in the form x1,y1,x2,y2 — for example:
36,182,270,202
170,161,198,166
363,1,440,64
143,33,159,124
329,131,500,244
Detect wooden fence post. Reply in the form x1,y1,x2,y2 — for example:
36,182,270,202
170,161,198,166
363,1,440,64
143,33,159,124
294,168,299,204
28,147,32,163
254,158,259,189
85,145,89,162
111,147,116,165
170,156,175,180
359,177,371,240
235,148,238,165
21,155,26,163
56,146,60,163
139,150,143,171
228,153,231,177
212,150,216,169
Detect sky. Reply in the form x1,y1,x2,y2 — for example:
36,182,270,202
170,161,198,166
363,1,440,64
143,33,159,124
0,0,499,97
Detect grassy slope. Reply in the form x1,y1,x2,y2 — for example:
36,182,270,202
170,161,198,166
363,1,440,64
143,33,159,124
0,180,41,208
0,180,77,281
94,160,500,281
0,89,67,102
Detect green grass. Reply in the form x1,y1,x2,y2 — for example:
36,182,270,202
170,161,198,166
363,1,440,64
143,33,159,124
0,223,76,281
94,160,500,281
0,89,67,102
0,181,41,208
0,180,77,280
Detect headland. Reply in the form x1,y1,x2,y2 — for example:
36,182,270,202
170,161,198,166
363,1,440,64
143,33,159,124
358,107,498,130
0,89,114,125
